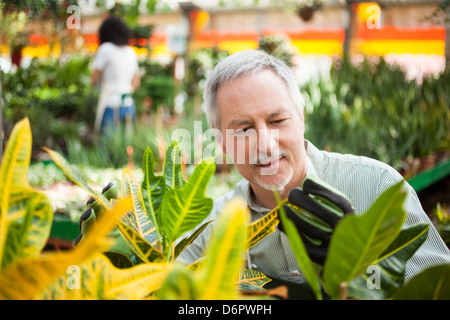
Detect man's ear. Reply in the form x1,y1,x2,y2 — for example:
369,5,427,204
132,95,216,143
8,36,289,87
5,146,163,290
298,111,305,134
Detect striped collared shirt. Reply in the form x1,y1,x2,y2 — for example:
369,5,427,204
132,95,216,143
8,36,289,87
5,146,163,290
177,140,450,283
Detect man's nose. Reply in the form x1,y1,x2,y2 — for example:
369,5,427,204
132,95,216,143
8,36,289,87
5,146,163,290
256,127,279,157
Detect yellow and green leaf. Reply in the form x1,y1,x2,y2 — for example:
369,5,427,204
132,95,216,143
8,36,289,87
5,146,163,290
45,147,110,209
141,147,165,242
196,197,249,299
0,197,132,300
246,202,284,249
116,219,164,263
39,254,170,300
0,118,53,272
121,168,156,241
159,158,215,247
236,266,271,292
163,141,185,190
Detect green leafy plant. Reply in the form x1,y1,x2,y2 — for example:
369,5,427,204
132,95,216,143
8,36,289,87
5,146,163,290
0,118,272,300
46,140,214,264
158,197,251,300
434,202,450,246
277,181,449,300
2,55,96,156
48,137,276,296
302,56,450,175
259,34,295,67
46,136,279,297
2,117,448,300
0,118,169,300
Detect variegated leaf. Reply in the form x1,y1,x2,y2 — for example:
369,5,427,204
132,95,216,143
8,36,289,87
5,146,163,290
159,158,215,246
40,254,170,300
163,141,185,190
237,266,271,292
121,169,155,241
116,220,164,263
0,197,132,300
45,147,110,209
246,201,284,249
141,147,165,242
196,198,249,300
3,192,52,270
174,220,213,259
0,118,53,272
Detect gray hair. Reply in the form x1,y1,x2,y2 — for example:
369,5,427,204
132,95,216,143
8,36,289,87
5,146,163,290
203,49,305,129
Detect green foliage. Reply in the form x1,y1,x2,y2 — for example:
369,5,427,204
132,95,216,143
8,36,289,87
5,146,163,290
302,56,450,171
0,118,53,272
0,0,47,21
65,122,164,169
1,118,449,300
141,76,176,110
277,179,449,300
186,48,230,98
0,118,272,299
392,263,450,300
2,55,96,156
259,34,295,67
133,59,176,113
323,182,407,298
434,203,450,246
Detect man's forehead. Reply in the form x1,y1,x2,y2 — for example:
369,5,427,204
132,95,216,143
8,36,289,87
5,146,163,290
216,70,295,129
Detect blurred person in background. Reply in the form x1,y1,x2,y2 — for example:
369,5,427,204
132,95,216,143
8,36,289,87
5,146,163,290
91,15,140,135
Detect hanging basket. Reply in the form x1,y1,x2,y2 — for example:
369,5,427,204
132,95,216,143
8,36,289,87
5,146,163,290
298,6,315,21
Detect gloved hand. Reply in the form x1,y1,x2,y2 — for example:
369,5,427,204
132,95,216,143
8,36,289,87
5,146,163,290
279,176,355,266
74,180,134,262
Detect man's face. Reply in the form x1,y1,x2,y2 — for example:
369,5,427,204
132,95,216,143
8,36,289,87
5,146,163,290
217,69,307,193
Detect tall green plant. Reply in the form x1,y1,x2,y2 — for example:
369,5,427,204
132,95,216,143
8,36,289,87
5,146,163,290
47,139,276,296
0,118,171,300
0,118,52,272
277,180,449,300
158,198,250,299
303,56,450,172
0,118,272,299
2,117,447,300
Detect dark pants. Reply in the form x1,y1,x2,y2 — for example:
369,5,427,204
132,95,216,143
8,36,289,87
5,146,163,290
100,103,136,136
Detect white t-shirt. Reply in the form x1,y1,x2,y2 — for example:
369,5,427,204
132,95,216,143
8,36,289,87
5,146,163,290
93,42,138,98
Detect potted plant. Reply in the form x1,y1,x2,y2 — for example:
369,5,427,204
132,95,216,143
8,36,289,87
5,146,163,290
297,0,323,21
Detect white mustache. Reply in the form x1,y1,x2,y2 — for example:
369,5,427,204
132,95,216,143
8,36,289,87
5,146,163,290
251,151,286,165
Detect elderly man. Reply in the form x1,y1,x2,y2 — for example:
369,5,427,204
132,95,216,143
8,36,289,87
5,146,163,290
177,49,450,287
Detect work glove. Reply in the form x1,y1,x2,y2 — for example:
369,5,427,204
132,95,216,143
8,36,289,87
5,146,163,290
279,176,355,266
74,180,134,262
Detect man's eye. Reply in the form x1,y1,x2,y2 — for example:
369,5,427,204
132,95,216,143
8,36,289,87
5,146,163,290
271,119,286,125
235,127,250,134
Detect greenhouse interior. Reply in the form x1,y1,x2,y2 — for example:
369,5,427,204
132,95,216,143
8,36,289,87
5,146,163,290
0,0,449,302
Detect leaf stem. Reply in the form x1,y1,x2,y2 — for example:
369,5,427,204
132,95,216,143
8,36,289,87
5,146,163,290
338,282,348,300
